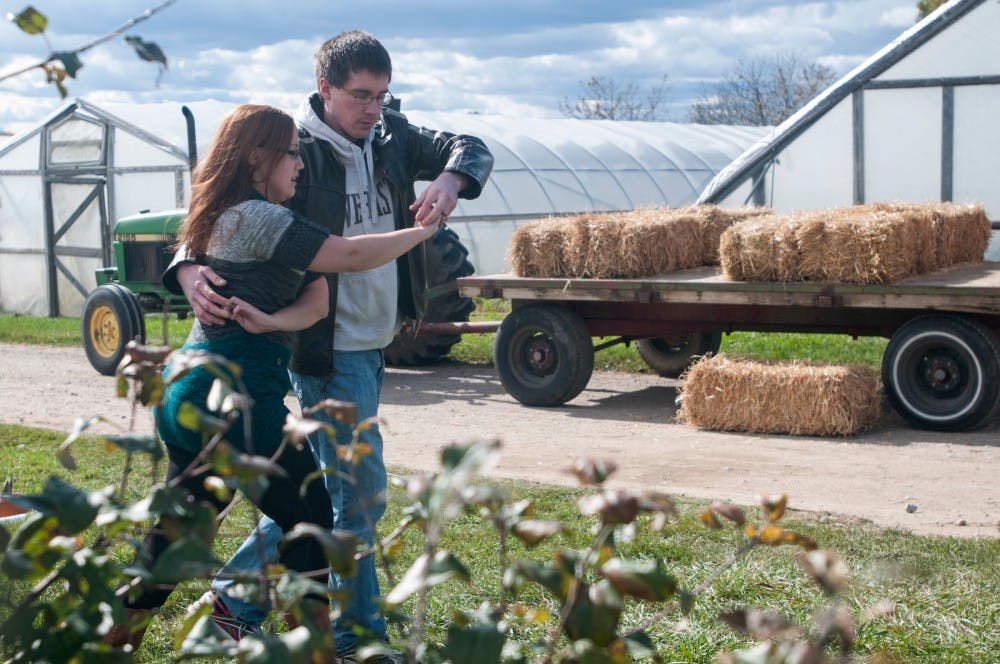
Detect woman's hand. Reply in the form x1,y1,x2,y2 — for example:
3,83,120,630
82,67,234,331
229,297,279,335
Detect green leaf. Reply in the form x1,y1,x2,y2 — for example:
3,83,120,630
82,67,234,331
7,6,47,35
281,524,359,577
103,432,164,462
719,608,804,642
282,414,335,448
440,439,501,473
224,450,287,481
273,570,331,610
302,398,358,426
601,557,678,602
42,63,68,98
176,610,237,659
798,550,849,595
151,538,220,584
178,401,230,435
384,550,471,606
622,631,657,659
56,416,103,470
512,559,571,600
51,51,82,78
1,514,62,579
511,519,562,548
445,618,505,663
578,489,640,525
564,580,623,646
236,627,318,663
10,476,101,535
568,458,618,485
206,378,249,414
123,35,168,67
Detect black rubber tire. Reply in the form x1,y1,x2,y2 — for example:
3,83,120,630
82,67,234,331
493,304,594,407
81,285,145,375
384,225,475,366
882,314,1000,431
635,331,723,378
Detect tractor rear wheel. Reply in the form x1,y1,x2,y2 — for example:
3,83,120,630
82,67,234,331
384,225,475,365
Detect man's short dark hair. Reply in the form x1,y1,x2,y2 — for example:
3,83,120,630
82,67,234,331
315,30,392,87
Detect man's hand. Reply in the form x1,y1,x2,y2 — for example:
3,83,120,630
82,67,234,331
410,171,467,226
177,263,231,326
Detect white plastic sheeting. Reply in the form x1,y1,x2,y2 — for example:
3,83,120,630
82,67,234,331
698,0,1000,259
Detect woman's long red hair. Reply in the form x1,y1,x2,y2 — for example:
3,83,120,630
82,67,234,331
179,104,295,257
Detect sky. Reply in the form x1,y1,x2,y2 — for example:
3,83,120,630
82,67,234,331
0,0,923,135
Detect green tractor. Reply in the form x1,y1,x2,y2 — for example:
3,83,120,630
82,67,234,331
81,209,475,375
81,208,188,375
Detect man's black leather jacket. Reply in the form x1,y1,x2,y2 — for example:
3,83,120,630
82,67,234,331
287,96,494,377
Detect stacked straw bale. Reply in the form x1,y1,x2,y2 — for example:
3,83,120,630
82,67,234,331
677,355,882,436
508,205,772,278
720,202,989,284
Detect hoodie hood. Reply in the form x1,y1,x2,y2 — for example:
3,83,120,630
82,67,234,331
295,93,377,225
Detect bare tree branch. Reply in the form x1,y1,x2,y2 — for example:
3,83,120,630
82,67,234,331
688,54,836,126
560,73,670,121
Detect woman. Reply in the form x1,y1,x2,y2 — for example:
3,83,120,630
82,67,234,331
105,104,439,653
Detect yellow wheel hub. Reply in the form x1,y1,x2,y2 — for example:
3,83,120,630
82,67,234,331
88,304,120,358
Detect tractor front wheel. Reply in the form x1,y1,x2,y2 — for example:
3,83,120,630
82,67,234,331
82,285,145,375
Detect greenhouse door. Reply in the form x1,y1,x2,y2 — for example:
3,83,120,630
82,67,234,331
42,177,109,317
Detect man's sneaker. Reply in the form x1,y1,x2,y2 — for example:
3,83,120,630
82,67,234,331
198,590,260,642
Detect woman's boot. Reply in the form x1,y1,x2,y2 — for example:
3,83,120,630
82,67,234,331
102,607,153,650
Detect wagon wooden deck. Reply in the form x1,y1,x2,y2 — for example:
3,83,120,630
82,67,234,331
455,261,1000,431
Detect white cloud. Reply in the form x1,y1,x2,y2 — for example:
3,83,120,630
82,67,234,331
0,1,919,131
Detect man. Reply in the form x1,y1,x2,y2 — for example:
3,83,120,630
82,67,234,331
166,30,493,659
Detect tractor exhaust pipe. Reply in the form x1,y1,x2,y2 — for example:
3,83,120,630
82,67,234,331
181,105,197,170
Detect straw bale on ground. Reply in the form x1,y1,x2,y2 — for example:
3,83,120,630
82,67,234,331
677,355,882,436
720,202,989,284
508,205,771,278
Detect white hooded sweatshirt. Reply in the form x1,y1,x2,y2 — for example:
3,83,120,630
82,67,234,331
295,97,401,351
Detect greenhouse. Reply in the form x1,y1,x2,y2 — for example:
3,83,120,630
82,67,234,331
0,98,766,316
698,0,1000,258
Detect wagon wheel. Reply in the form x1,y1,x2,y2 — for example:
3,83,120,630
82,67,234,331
882,314,1000,431
493,303,594,406
635,331,723,378
81,284,146,376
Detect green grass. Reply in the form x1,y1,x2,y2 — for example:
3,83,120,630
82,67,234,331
1,422,997,662
0,313,194,348
1,298,887,373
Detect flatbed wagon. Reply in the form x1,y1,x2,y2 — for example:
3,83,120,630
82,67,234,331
455,261,1000,432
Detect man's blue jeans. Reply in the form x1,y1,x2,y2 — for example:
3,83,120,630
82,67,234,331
211,349,388,654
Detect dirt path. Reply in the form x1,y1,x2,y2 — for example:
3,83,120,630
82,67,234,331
1,342,997,538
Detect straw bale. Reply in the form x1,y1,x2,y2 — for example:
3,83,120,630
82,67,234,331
677,355,882,436
508,217,576,277
865,202,991,268
617,208,704,277
565,214,630,278
509,205,772,278
720,215,807,281
720,202,990,284
697,204,774,265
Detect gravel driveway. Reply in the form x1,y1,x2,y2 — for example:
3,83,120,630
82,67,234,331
1,342,997,538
